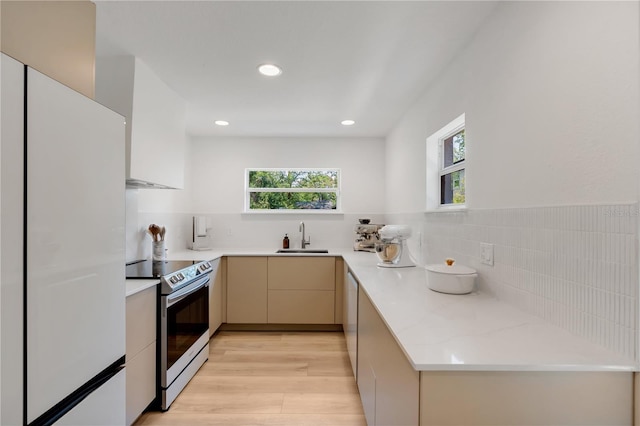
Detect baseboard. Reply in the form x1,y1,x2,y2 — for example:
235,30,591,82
218,323,343,332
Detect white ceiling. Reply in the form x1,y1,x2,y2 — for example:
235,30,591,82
95,1,498,138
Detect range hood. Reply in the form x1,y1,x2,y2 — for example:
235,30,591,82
96,56,186,190
126,178,177,190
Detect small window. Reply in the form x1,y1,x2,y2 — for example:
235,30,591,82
439,128,465,205
426,113,466,210
245,169,340,212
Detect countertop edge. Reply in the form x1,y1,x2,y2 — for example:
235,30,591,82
126,279,159,297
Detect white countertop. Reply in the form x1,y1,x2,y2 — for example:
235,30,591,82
125,278,159,297
165,248,342,260
127,247,637,372
342,251,636,372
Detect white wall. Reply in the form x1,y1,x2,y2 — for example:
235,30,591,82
384,1,640,359
189,136,385,214
135,136,386,253
386,1,640,211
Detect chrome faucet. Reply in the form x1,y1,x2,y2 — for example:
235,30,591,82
299,221,311,249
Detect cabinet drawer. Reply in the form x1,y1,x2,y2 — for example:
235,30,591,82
126,286,156,357
268,290,335,324
268,257,335,290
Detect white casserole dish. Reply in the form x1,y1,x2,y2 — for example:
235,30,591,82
425,263,477,294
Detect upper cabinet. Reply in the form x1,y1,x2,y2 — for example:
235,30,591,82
95,56,186,189
1,1,96,99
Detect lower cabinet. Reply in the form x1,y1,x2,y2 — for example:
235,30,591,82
209,258,223,335
356,286,633,426
357,286,419,426
125,343,155,425
226,256,268,323
420,371,632,425
125,285,157,426
344,267,358,378
267,256,335,324
225,256,338,325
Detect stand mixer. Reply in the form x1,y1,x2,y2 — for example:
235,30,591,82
375,225,416,268
353,222,385,252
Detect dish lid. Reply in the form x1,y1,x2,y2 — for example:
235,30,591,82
425,264,476,275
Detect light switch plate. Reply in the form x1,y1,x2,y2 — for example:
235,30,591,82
480,242,494,266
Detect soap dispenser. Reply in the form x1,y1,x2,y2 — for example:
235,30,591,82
283,234,290,249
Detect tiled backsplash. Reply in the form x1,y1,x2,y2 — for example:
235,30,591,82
132,197,638,360
388,204,639,360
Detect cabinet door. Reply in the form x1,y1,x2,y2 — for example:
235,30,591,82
357,287,377,426
358,287,419,426
126,286,156,357
209,258,223,335
268,290,335,324
344,270,358,378
125,342,156,426
125,286,157,426
226,257,268,323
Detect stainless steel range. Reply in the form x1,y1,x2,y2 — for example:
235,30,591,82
126,259,213,410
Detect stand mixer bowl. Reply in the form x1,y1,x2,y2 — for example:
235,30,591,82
375,242,402,264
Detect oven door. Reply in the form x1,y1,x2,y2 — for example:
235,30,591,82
160,274,210,388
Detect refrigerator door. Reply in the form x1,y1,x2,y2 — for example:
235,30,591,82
25,67,126,423
1,53,26,426
54,370,126,426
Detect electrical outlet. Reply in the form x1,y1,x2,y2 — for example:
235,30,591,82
480,242,494,266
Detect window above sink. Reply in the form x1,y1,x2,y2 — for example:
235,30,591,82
244,168,341,213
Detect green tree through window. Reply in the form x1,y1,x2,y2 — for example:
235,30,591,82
246,169,340,211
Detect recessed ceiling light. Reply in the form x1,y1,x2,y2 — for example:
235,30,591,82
341,120,355,126
258,63,282,77
215,120,229,126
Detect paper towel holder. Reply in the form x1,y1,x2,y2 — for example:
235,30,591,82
189,216,210,251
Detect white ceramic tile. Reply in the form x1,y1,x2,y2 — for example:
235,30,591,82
423,203,638,360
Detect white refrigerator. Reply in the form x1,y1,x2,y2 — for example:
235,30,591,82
1,53,126,425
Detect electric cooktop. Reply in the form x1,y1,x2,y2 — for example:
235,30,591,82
125,259,199,279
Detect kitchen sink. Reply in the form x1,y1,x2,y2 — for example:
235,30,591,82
276,249,329,254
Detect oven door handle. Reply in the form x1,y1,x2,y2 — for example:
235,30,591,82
166,275,210,308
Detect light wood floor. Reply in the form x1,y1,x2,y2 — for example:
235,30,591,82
135,331,367,426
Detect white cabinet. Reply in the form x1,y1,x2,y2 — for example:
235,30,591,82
95,56,186,189
125,285,157,426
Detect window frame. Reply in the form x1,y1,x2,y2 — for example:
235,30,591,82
438,126,466,206
426,113,466,211
244,168,342,213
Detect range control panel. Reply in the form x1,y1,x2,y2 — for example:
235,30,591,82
161,260,213,295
